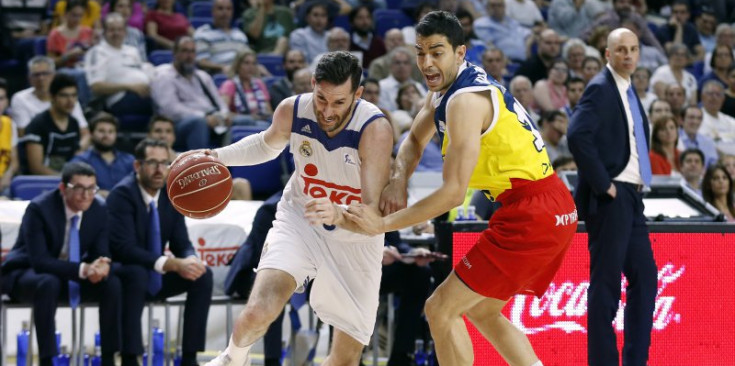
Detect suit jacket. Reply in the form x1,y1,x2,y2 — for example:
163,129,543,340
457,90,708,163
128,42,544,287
106,173,195,268
1,189,109,293
567,67,650,220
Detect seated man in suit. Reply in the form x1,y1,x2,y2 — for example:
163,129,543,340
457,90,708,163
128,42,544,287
106,138,213,366
1,162,121,366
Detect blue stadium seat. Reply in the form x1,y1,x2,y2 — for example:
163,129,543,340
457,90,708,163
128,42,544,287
213,73,229,88
386,0,401,9
10,176,62,200
688,61,705,80
373,9,413,38
189,1,212,17
149,50,173,66
229,126,292,197
189,16,211,29
262,76,282,89
332,15,351,32
33,36,47,56
257,54,285,77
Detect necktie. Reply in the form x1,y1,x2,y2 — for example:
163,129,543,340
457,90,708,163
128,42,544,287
148,201,163,296
627,86,652,186
68,215,81,309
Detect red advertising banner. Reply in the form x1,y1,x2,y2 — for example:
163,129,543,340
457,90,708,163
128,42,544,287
452,232,735,365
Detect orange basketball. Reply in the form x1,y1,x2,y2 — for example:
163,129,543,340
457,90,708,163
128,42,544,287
167,153,233,219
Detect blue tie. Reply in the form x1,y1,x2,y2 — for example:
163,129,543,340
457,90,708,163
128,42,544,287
68,215,81,309
148,201,163,296
627,86,652,186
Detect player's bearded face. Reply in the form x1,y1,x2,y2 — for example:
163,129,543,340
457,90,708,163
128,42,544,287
313,80,359,133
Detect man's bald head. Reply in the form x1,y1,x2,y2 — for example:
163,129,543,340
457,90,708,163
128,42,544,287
605,28,639,79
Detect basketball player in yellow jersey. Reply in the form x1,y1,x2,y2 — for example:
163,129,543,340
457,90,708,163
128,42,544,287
345,11,577,366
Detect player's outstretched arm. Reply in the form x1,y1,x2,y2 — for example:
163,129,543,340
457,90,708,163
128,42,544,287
207,96,295,166
346,92,487,235
381,92,437,214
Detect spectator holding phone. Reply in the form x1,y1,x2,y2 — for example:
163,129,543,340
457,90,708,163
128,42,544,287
48,0,95,69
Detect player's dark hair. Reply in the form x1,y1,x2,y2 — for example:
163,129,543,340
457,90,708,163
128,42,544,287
314,51,362,92
415,11,465,50
49,73,78,97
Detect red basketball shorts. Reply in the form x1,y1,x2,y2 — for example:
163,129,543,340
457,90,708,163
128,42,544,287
455,174,577,300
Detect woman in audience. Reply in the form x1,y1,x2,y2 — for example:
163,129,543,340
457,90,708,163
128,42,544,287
102,0,146,31
51,0,101,29
649,116,681,175
145,0,193,50
720,154,735,179
651,43,698,107
721,65,735,118
47,0,95,68
699,44,733,95
533,59,569,113
581,56,602,84
562,38,587,79
0,79,19,196
702,164,735,221
219,50,273,126
392,82,422,135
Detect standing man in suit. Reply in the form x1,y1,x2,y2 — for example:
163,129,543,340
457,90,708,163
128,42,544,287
106,139,213,366
567,28,658,366
1,162,120,366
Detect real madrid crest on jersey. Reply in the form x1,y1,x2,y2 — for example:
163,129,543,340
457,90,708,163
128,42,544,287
300,140,313,157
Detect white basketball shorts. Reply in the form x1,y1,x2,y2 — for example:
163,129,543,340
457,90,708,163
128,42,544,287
256,202,383,345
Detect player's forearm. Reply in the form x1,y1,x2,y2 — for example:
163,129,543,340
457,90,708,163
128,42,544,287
392,136,423,183
383,184,464,232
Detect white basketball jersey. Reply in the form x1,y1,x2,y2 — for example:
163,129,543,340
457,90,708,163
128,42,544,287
281,93,385,242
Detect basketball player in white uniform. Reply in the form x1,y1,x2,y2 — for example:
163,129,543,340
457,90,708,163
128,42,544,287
187,51,394,366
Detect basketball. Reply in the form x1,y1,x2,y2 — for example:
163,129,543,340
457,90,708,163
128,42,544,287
167,153,233,219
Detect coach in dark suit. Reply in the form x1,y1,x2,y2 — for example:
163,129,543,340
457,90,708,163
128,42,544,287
567,28,658,366
106,139,213,366
1,162,120,366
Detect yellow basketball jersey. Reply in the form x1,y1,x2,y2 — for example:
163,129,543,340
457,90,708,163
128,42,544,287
433,62,552,200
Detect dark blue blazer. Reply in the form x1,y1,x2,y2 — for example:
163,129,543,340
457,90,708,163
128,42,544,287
1,189,109,293
106,173,195,268
567,67,650,220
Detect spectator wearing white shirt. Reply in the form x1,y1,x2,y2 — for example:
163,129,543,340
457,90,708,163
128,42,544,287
504,0,543,28
85,13,154,116
472,0,531,62
109,0,147,61
548,0,606,38
378,47,426,112
289,2,329,63
700,80,735,154
650,44,698,107
194,0,250,75
10,56,89,136
151,37,230,150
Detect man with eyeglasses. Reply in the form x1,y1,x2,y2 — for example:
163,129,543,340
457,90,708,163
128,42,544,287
106,139,213,366
10,56,89,136
24,73,89,175
1,162,123,366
